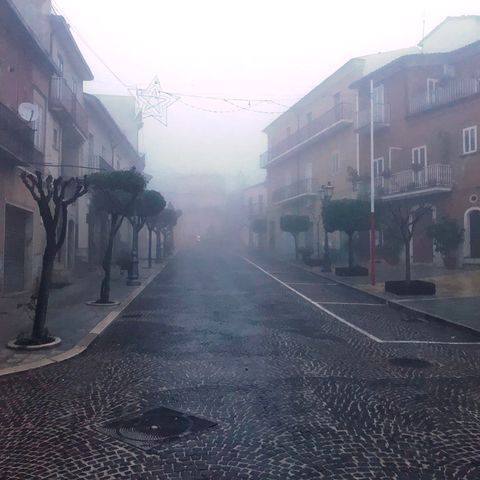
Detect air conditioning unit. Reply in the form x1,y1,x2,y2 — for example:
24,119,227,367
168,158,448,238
443,64,456,78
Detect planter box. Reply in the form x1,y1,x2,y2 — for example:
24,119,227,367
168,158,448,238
335,266,369,277
303,257,323,267
385,280,436,296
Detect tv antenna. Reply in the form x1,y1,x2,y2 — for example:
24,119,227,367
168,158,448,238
134,76,178,126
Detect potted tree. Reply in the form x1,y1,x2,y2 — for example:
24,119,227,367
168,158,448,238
427,217,464,269
280,214,311,260
379,200,436,295
323,198,370,276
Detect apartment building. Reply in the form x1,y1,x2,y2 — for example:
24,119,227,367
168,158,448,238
260,49,417,256
84,94,146,266
353,39,480,266
0,0,58,294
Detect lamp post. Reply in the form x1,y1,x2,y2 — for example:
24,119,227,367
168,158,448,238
319,181,334,273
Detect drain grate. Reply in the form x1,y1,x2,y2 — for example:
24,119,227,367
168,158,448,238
96,407,217,451
388,357,432,369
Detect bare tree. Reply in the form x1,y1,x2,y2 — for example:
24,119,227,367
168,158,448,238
382,201,432,283
20,171,88,341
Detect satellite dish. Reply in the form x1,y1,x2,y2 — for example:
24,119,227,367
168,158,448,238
18,103,39,122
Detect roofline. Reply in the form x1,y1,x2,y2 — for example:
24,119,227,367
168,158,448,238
84,93,142,163
350,39,480,89
262,57,363,134
419,15,480,48
50,15,94,80
4,0,59,75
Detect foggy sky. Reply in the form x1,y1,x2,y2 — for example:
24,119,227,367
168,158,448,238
55,0,478,189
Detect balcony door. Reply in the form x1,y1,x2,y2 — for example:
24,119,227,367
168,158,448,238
372,84,384,122
374,157,384,188
412,146,427,185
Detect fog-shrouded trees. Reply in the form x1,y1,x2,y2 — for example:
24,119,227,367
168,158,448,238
323,199,370,269
280,214,311,260
89,169,146,303
155,205,180,261
133,190,166,271
19,171,88,343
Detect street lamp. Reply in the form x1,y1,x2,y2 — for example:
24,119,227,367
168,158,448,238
319,181,334,272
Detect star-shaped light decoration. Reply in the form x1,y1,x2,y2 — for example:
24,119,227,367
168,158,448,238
135,76,178,126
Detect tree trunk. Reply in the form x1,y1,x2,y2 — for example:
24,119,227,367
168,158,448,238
405,239,411,285
155,229,162,263
99,215,117,303
293,234,298,260
148,229,152,268
31,247,55,340
348,233,354,269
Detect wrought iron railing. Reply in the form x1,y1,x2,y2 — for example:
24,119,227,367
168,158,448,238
376,164,452,196
259,103,353,168
0,102,34,164
409,78,480,115
272,178,319,203
50,76,88,137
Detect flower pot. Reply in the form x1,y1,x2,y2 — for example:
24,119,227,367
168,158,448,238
443,255,457,269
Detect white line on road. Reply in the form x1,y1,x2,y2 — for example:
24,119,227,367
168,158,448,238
243,257,480,346
287,282,338,286
315,302,386,306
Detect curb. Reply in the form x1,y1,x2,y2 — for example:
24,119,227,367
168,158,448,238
287,259,480,338
0,261,170,377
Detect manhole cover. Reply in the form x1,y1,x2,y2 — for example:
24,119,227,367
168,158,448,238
388,358,432,368
96,407,217,451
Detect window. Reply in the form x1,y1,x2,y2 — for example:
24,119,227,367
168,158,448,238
372,84,385,122
101,145,106,159
33,104,45,151
427,78,438,104
412,146,427,167
463,126,477,154
53,128,61,150
332,152,339,174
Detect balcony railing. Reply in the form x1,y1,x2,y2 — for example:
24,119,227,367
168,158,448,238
0,102,34,164
375,164,452,197
356,103,390,132
409,78,480,115
50,76,88,138
259,103,354,168
272,178,319,204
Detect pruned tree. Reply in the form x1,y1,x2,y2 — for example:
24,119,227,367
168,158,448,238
280,214,311,259
20,171,88,342
155,205,180,261
140,191,167,269
323,199,369,268
89,169,146,303
379,201,432,283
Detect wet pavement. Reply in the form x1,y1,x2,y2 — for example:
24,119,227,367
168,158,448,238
2,249,480,479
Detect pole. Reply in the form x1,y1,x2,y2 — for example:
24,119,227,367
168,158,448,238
370,79,376,286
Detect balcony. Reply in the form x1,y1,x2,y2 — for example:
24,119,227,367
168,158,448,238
0,102,34,165
356,103,390,133
375,164,453,199
50,76,88,140
259,103,354,168
272,178,319,205
409,78,480,116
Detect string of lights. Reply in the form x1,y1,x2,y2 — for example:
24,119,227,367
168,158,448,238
50,1,291,117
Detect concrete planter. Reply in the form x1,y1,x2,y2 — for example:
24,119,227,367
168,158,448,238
385,280,436,296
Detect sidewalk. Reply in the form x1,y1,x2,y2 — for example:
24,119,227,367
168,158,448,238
299,260,480,334
0,260,168,375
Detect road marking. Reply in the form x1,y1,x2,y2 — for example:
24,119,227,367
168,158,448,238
243,257,480,346
287,282,338,286
315,302,386,306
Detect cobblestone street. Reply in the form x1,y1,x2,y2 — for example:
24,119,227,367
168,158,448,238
3,249,480,479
